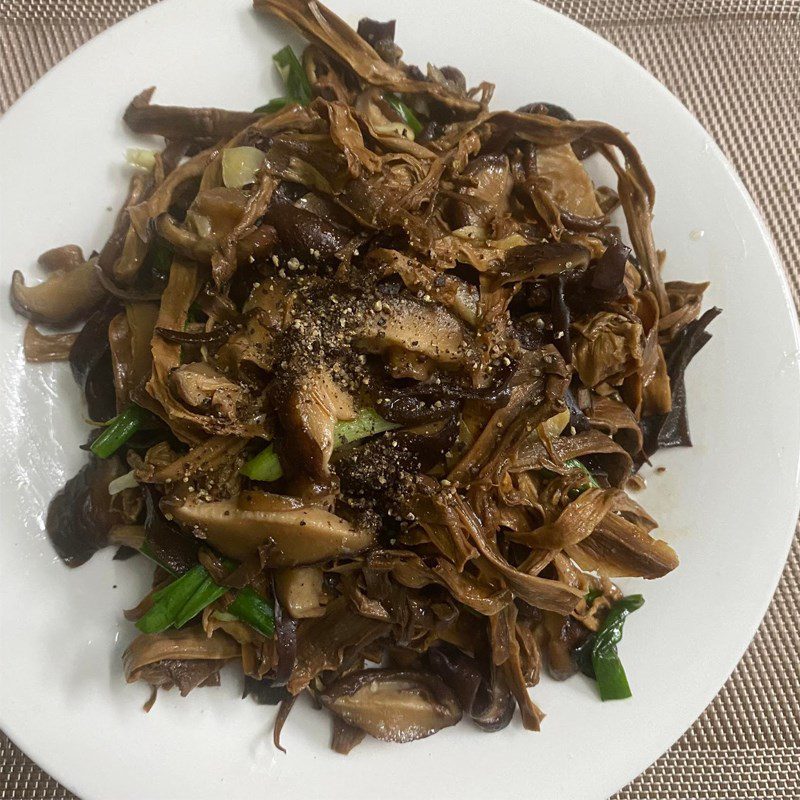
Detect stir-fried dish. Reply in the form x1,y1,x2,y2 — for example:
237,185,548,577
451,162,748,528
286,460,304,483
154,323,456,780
11,0,718,751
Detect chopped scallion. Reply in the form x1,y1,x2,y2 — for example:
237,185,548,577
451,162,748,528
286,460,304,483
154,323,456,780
254,97,292,114
273,46,312,106
135,565,207,634
383,93,423,135
241,408,397,482
90,405,149,459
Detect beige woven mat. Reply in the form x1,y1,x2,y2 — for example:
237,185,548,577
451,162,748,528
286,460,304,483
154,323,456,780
1,0,799,798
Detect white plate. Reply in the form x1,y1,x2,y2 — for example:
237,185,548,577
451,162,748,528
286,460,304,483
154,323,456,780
0,1,798,799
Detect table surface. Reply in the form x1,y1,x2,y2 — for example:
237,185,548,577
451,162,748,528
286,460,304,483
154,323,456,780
1,1,798,798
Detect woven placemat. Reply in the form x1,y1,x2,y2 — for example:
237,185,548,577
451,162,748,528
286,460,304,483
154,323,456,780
1,1,798,798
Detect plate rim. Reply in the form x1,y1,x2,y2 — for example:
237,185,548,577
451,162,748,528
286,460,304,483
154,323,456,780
0,1,798,798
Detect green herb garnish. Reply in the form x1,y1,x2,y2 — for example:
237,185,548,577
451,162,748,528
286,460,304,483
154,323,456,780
383,93,423,135
273,45,312,106
90,404,150,459
135,565,208,634
135,556,275,638
565,458,600,494
228,586,276,638
254,97,292,114
584,588,603,605
241,408,398,482
576,594,645,701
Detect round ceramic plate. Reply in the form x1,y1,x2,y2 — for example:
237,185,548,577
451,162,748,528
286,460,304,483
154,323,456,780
1,1,798,799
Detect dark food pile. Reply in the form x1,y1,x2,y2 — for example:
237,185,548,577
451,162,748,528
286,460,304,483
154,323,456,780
10,0,718,752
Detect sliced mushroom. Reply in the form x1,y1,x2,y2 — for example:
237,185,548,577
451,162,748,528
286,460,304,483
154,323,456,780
447,153,512,229
108,523,146,550
171,362,245,420
11,259,105,326
38,244,85,272
155,214,215,263
320,669,462,743
124,86,261,142
23,323,77,363
243,275,293,321
365,248,479,326
157,184,278,283
265,197,351,268
166,490,374,563
355,293,469,364
279,370,357,478
274,566,328,618
150,435,249,486
294,191,356,229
